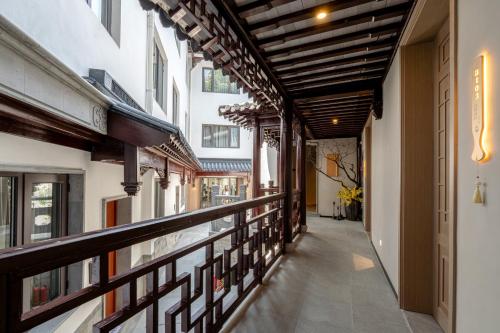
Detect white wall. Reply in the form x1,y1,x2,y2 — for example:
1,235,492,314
370,49,401,293
0,0,190,137
189,60,252,159
456,1,500,331
315,137,358,217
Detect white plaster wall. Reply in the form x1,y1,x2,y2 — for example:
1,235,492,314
370,49,401,293
189,60,252,159
151,12,190,135
0,0,148,107
315,138,358,217
0,0,190,137
456,1,500,331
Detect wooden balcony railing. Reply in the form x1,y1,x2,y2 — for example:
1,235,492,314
0,193,286,333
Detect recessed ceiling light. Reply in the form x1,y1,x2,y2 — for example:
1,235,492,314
316,11,328,19
332,118,339,125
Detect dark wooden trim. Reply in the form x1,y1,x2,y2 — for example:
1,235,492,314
121,143,141,196
0,93,103,151
281,108,293,244
252,118,261,199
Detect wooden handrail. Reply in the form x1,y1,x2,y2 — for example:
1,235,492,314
0,192,285,276
0,193,286,332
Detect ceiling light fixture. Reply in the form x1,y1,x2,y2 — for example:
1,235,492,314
316,11,328,19
332,118,339,125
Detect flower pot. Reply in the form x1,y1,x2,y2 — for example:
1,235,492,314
345,201,360,221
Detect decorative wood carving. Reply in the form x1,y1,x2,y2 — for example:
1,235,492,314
160,158,170,189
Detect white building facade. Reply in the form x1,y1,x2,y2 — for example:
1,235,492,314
0,1,199,331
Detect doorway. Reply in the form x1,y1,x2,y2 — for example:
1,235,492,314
398,1,455,332
103,196,132,317
305,144,317,213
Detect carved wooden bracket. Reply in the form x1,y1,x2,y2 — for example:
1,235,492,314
180,167,186,186
159,158,170,189
121,143,142,196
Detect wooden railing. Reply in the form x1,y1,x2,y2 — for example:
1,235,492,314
292,190,301,237
258,186,279,196
0,193,286,333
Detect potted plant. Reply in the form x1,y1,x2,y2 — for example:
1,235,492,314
337,186,363,221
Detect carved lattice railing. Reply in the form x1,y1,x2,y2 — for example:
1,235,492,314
0,193,285,333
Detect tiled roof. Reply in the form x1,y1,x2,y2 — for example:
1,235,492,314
199,158,252,173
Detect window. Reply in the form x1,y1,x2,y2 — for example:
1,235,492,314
154,181,165,218
202,125,240,148
172,82,179,125
174,31,181,55
87,0,121,45
326,154,339,177
0,176,17,249
153,42,167,109
202,68,239,94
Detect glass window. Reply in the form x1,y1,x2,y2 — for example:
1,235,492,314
154,181,165,218
24,175,67,308
172,82,179,125
202,125,240,148
0,176,16,249
174,31,181,55
153,42,167,109
202,68,239,94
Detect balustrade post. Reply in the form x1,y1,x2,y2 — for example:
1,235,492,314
280,107,294,246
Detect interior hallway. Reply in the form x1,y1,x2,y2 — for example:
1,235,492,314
223,216,442,333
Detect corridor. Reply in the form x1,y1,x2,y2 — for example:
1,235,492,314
224,217,439,333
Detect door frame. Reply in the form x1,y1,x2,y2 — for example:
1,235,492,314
398,0,457,331
305,141,318,214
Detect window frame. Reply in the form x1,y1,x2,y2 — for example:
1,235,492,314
201,124,241,148
153,37,168,112
172,80,179,126
201,67,239,94
0,172,22,248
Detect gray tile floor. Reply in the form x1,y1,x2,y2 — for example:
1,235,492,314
223,216,417,333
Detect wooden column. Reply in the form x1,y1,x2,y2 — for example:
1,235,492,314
121,143,142,196
299,122,307,230
280,109,293,244
252,118,261,199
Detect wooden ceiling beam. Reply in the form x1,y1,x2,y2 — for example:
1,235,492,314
264,23,400,59
290,78,380,99
306,114,370,121
277,51,391,76
294,90,373,104
285,70,384,90
237,0,296,18
300,103,372,113
287,73,383,92
271,37,396,69
296,97,373,108
257,2,410,48
247,0,374,34
281,62,386,85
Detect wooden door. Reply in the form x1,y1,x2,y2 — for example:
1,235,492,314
105,200,117,317
434,20,450,331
